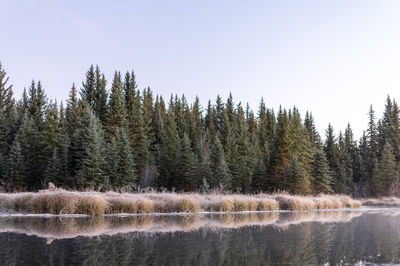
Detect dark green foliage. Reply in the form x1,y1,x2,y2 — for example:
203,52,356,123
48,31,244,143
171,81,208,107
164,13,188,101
65,84,80,136
286,155,309,195
6,139,25,191
210,136,231,188
178,133,195,191
311,149,332,194
107,128,136,188
76,107,107,189
107,72,127,134
379,141,397,193
158,108,180,189
323,127,352,194
13,112,42,190
124,72,150,181
252,142,271,192
3,62,400,196
269,108,292,190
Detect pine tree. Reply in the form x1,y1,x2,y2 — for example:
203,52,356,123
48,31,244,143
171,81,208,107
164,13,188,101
286,155,309,195
76,106,107,189
189,96,203,152
304,111,321,150
6,139,26,191
13,112,41,190
81,65,96,106
221,111,239,183
94,66,108,124
124,72,150,180
177,133,195,191
311,149,332,194
345,123,360,184
368,157,383,196
258,98,268,149
323,124,340,191
28,80,47,131
0,63,14,114
42,102,63,185
43,102,62,154
289,107,313,180
210,136,231,189
107,71,127,134
234,104,252,192
252,142,270,192
0,63,16,183
65,84,80,136
336,132,353,194
269,108,292,190
215,95,224,133
205,100,216,137
158,108,180,189
142,87,154,149
379,141,397,194
107,128,136,188
43,148,61,186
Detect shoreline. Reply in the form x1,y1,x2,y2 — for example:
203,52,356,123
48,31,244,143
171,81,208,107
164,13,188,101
0,190,362,215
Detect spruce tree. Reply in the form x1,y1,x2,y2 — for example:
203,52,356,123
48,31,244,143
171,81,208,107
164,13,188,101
94,66,108,124
379,141,397,194
289,108,313,181
235,104,252,192
336,132,353,194
221,111,239,183
311,149,332,194
158,108,180,189
177,133,195,191
76,106,107,189
368,157,383,196
13,112,41,190
6,139,26,191
124,72,150,180
28,80,47,131
286,155,309,195
0,63,16,182
81,65,96,106
107,128,136,189
43,148,61,186
107,71,127,134
252,142,270,192
210,136,231,189
269,108,292,190
65,84,80,136
0,63,14,114
304,111,322,150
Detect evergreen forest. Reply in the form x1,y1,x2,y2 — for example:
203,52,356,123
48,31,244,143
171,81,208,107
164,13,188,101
0,63,398,197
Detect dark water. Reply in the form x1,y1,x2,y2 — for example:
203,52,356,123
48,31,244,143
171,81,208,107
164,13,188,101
0,208,399,265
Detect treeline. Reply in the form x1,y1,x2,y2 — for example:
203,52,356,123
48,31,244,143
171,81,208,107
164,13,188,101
0,63,398,196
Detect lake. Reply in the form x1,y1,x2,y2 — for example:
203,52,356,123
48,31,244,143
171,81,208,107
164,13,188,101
0,208,398,265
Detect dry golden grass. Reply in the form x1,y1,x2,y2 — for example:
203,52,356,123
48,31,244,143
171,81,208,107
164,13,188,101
0,189,361,215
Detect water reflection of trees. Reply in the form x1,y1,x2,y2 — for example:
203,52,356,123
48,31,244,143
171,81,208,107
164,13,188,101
1,211,400,265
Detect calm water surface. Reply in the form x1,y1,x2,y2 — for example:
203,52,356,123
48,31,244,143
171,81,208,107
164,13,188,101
0,208,399,265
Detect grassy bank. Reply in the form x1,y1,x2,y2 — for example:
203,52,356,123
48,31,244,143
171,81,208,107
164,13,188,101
0,190,361,215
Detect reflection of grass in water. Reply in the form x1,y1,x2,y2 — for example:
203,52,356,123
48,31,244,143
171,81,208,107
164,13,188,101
0,210,363,240
276,211,363,229
0,190,361,215
362,197,400,207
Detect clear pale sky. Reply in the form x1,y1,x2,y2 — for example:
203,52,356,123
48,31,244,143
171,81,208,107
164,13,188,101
2,0,400,139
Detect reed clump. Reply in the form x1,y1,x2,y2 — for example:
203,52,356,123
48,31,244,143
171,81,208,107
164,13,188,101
0,189,361,215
